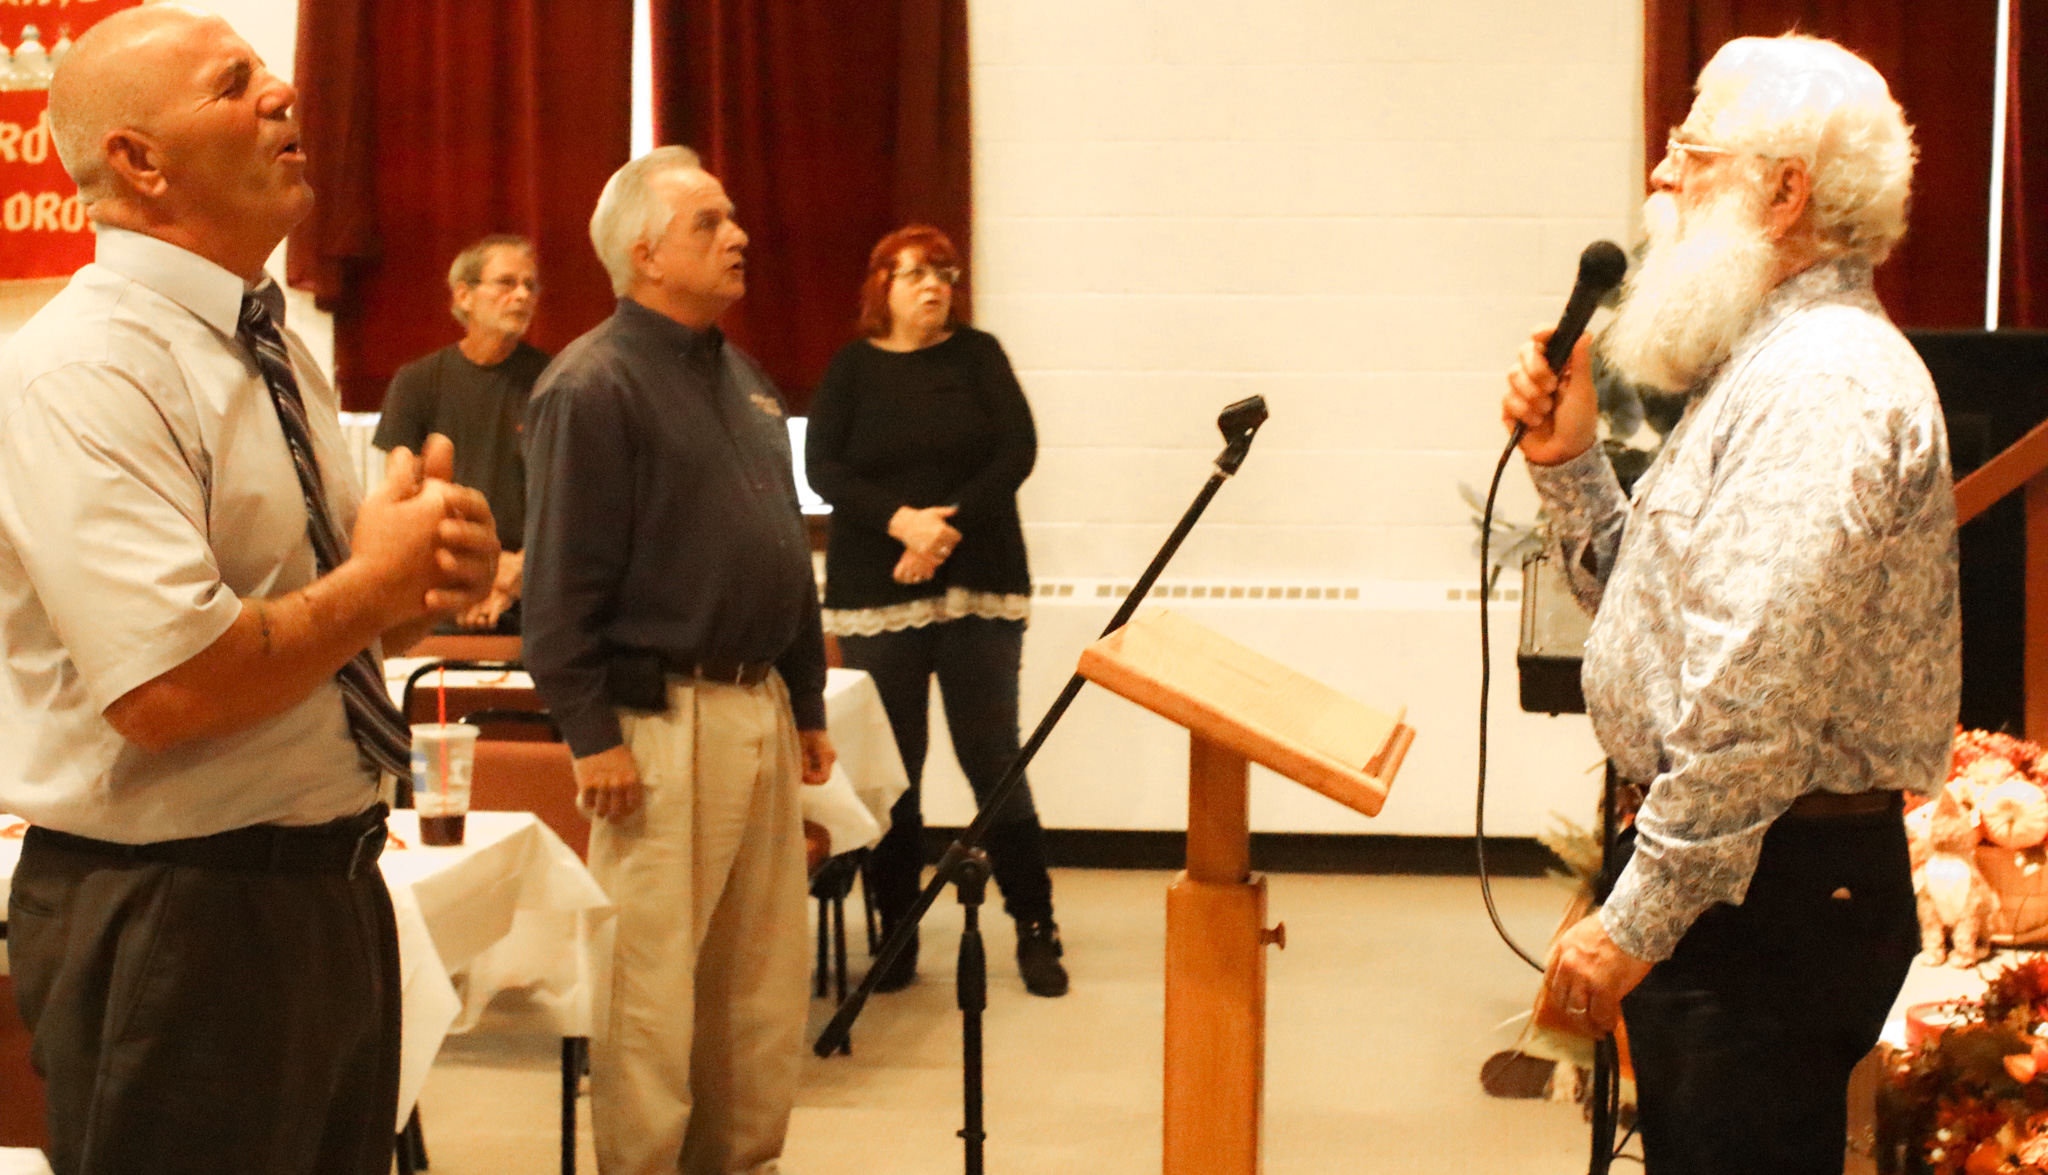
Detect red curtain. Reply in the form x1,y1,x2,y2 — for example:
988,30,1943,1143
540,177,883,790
2005,2,2048,327
651,0,971,413
289,0,634,410
1644,0,2002,328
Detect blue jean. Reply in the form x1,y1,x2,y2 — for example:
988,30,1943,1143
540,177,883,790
838,617,1054,925
1618,805,1917,1175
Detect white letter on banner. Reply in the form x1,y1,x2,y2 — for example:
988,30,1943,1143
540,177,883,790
3,193,30,233
60,194,84,232
0,123,19,164
19,114,48,166
31,192,59,230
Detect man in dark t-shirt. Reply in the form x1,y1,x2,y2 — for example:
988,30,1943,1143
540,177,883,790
375,235,548,631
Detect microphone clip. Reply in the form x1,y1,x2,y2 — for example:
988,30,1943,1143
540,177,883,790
1214,395,1269,475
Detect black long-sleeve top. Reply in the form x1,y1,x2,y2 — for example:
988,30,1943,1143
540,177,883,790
804,327,1035,610
522,298,827,757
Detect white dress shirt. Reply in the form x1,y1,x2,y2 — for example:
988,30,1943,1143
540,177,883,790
0,228,375,843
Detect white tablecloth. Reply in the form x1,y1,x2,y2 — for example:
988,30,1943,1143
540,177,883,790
816,667,912,853
385,661,910,857
0,811,610,1131
0,1148,49,1175
380,810,612,1125
0,834,21,977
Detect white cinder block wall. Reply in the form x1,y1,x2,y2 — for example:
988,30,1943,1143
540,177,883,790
913,0,1645,835
0,0,1645,839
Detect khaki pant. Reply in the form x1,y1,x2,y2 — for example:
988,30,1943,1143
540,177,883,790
589,674,810,1175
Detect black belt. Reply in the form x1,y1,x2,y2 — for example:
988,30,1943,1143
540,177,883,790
668,657,774,687
1784,790,1903,819
24,803,390,878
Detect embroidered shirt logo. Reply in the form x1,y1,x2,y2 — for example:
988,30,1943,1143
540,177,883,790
748,391,784,419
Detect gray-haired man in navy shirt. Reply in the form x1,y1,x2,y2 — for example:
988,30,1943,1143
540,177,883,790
522,145,835,1175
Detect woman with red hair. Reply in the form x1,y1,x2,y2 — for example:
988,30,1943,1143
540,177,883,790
805,225,1067,997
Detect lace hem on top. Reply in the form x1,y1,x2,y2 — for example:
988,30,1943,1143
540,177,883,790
822,587,1031,636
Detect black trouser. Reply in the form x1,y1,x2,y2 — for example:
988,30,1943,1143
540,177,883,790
7,814,402,1175
839,616,1054,925
1619,805,1917,1175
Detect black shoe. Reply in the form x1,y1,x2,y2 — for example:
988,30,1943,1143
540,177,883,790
871,926,918,993
1016,919,1069,997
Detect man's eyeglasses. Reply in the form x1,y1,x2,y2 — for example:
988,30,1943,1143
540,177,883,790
891,265,960,287
475,276,541,294
1664,134,1737,166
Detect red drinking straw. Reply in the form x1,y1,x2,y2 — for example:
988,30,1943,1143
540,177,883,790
436,666,449,801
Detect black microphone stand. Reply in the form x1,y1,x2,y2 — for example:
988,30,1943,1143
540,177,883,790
951,848,991,1173
1587,760,1626,1174
814,397,1270,1175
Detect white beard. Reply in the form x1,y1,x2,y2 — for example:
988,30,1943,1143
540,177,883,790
1600,187,1782,393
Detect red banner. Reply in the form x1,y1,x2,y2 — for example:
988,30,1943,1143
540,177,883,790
0,1,142,280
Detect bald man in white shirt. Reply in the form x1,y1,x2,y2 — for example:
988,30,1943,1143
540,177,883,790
0,8,498,1173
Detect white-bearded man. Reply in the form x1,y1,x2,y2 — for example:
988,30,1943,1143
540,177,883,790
1502,34,1959,1175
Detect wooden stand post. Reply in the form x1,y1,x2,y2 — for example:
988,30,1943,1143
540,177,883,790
2028,474,2048,741
1075,609,1415,1175
1165,738,1267,1175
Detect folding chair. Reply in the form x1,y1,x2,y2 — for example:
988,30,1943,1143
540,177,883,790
404,633,522,662
809,847,870,1057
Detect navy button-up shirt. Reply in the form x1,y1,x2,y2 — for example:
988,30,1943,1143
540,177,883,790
522,298,826,758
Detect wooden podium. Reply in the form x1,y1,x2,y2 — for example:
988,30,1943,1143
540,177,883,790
1077,609,1415,1175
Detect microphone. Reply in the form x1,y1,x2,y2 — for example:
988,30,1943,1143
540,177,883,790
1541,240,1629,381
1513,240,1628,446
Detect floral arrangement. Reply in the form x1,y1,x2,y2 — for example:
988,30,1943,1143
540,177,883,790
1882,958,2048,1173
1918,731,2048,853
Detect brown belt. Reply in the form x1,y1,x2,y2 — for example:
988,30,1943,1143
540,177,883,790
1785,790,1903,819
670,658,774,687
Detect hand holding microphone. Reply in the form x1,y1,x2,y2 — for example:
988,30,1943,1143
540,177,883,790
1503,241,1627,467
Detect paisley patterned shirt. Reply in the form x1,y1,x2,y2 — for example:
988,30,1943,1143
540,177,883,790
1528,259,1961,962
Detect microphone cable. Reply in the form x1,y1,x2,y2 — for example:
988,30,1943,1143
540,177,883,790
1483,241,1632,1175
1483,421,1631,1175
1477,420,1546,972
1475,241,1624,973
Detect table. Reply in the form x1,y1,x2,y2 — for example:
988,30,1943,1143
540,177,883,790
385,661,910,857
380,810,612,1125
0,811,610,1132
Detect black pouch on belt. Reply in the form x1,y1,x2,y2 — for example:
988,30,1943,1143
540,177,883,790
605,648,669,711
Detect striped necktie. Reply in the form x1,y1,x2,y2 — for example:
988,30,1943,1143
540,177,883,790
238,286,414,780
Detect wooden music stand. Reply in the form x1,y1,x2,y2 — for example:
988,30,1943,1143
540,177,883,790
1077,608,1415,1175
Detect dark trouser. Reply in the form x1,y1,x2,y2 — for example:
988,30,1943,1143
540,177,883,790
839,616,1054,925
1619,805,1918,1175
7,817,402,1175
